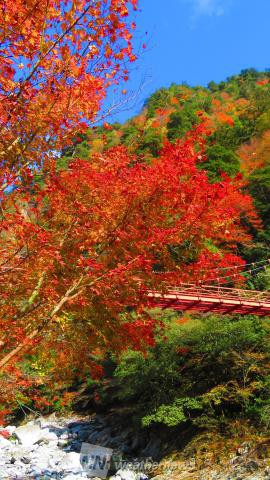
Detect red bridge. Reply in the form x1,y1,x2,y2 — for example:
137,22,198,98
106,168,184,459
147,284,270,316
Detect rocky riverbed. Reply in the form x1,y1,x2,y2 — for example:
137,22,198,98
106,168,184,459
0,413,147,479
0,414,269,479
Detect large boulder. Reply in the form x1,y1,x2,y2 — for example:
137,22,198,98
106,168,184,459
58,451,83,473
14,423,42,447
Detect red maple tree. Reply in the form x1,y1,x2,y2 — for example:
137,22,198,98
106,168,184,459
0,128,257,373
0,1,259,419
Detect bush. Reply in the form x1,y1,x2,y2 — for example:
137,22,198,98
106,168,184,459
114,314,270,430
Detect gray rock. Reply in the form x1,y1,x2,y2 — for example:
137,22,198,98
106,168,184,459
130,436,140,452
58,438,69,447
141,438,161,459
28,465,43,475
21,456,31,464
245,460,259,472
88,430,103,443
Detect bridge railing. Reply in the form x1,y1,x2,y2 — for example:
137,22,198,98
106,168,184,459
148,283,270,303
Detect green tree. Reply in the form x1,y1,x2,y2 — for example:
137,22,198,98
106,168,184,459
248,165,270,224
201,145,240,182
167,109,198,142
137,128,163,157
146,87,173,117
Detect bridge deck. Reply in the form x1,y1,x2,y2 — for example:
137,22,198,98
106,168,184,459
147,284,270,316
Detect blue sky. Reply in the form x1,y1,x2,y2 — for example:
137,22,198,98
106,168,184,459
108,0,270,122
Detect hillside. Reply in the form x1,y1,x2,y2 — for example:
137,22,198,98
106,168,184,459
61,68,270,266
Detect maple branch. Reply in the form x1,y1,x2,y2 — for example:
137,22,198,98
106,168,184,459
0,273,86,370
0,160,30,192
0,2,95,140
20,272,46,315
0,246,23,268
0,255,142,371
0,329,39,370
0,274,45,349
0,136,20,157
19,3,93,94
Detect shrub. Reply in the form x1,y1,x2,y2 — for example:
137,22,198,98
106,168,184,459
114,314,270,430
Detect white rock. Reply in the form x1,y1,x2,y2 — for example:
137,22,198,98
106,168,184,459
40,428,58,442
62,476,79,480
31,444,65,468
5,425,16,435
63,476,87,480
59,451,83,472
8,445,32,459
115,469,137,480
35,416,48,428
14,423,42,447
0,468,10,477
63,473,87,480
0,436,11,447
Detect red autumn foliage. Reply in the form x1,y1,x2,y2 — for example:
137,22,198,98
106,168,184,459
256,79,269,86
0,127,258,384
0,0,138,196
0,429,10,439
0,0,139,419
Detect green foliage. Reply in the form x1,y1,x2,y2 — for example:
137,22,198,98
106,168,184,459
145,87,173,117
115,342,180,408
142,397,203,427
211,118,255,149
201,145,240,181
225,68,269,98
121,123,140,147
241,165,270,264
114,315,270,430
246,266,270,291
248,165,270,225
167,109,198,142
256,108,270,134
136,127,163,157
208,81,219,93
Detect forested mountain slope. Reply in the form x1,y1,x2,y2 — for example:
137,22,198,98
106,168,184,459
62,68,270,265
